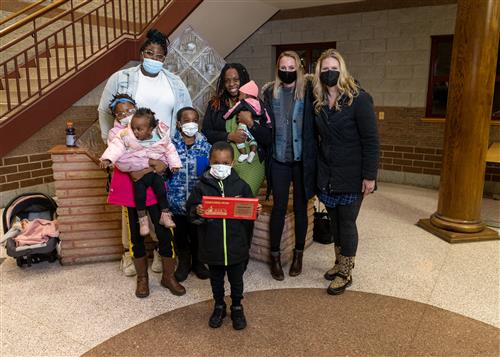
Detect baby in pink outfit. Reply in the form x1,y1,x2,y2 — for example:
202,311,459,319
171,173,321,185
100,106,181,235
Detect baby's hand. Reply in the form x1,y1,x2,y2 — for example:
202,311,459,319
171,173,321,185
256,203,262,216
196,204,205,216
99,160,112,169
170,167,180,174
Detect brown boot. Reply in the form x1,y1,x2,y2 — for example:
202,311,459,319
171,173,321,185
161,256,186,296
289,249,303,277
327,255,355,295
270,253,284,281
133,256,149,298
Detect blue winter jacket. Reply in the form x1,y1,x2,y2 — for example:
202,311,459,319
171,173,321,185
167,131,211,215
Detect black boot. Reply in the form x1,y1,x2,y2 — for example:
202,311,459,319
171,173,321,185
209,303,227,328
231,305,247,330
174,251,191,282
270,253,284,281
289,249,303,277
192,260,210,280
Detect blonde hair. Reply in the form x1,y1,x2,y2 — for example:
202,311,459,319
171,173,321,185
273,51,305,100
312,49,359,114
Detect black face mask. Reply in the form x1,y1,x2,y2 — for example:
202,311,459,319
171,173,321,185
278,70,297,84
320,70,340,87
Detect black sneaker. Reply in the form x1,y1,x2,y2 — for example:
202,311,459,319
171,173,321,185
208,304,226,328
230,305,247,330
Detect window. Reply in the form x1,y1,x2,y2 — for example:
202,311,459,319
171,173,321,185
426,35,500,119
275,42,336,74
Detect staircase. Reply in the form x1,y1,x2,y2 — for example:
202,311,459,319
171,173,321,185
0,0,202,157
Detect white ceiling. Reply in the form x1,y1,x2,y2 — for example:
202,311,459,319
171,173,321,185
259,0,363,10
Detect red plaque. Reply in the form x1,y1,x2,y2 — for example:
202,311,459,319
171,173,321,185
202,196,259,220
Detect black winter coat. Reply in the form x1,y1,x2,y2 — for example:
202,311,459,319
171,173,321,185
202,99,272,162
315,90,379,194
262,80,317,200
186,170,254,266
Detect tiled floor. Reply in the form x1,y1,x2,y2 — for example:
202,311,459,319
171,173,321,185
1,182,499,357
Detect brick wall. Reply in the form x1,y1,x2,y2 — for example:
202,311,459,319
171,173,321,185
0,153,54,192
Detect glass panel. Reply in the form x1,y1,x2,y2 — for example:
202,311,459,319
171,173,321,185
311,48,325,73
431,80,449,116
435,40,453,76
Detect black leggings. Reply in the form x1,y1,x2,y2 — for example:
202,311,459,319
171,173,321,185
326,197,363,257
208,261,246,307
133,172,168,211
172,215,200,263
125,205,174,258
269,159,308,252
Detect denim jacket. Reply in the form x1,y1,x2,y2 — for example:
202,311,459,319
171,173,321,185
98,65,192,142
268,86,304,163
167,131,211,215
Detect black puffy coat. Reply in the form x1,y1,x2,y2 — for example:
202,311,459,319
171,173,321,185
315,90,379,194
186,170,254,266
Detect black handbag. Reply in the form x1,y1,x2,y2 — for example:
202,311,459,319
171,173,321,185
313,202,334,245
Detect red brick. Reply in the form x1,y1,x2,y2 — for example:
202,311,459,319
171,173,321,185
64,154,94,162
403,153,424,160
0,176,5,183
61,229,122,241
0,165,18,175
54,179,106,189
18,162,42,172
50,155,66,162
44,176,55,183
7,172,30,182
394,146,414,153
436,149,443,154
384,152,403,159
0,182,19,191
61,241,74,249
52,162,99,171
402,166,423,174
20,178,44,187
415,147,436,154
67,253,121,265
433,162,442,169
31,168,53,178
56,187,107,198
413,160,435,168
424,154,442,162
423,168,440,175
393,159,412,166
57,196,108,207
29,153,51,162
65,171,107,179
380,158,393,164
382,164,402,171
60,245,123,257
73,238,122,248
42,160,53,168
4,156,28,165
380,144,394,151
58,212,121,224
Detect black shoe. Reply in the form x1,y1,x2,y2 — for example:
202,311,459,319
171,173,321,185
174,254,191,282
209,304,226,328
230,305,247,330
192,261,210,280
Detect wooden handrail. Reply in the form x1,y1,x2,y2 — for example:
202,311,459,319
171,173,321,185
0,0,48,26
0,0,69,37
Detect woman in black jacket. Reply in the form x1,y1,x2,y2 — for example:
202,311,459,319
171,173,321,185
202,63,271,196
313,49,379,295
262,51,317,280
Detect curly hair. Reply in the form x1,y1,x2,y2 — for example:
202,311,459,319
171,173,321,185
108,93,136,115
210,63,250,110
140,28,169,55
132,107,158,128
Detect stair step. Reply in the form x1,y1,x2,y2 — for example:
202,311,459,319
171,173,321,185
2,78,50,92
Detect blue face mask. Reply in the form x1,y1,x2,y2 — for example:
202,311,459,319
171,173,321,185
142,58,164,75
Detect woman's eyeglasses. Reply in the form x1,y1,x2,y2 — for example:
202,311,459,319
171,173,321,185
115,108,136,119
143,50,166,62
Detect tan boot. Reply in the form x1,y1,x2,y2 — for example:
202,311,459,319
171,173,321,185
327,255,355,295
133,256,149,298
324,245,341,280
160,256,186,296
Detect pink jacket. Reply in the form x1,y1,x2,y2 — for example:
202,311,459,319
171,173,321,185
107,168,159,207
224,97,271,124
14,219,59,247
100,122,181,172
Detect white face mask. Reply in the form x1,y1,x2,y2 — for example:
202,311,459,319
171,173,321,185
181,122,198,137
120,114,133,127
210,164,231,180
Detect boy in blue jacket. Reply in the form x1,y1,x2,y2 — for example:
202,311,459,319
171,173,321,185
168,107,211,282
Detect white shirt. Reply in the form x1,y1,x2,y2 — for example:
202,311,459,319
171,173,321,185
135,71,175,134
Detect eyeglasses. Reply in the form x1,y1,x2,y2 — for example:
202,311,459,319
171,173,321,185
143,49,166,62
115,108,136,119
